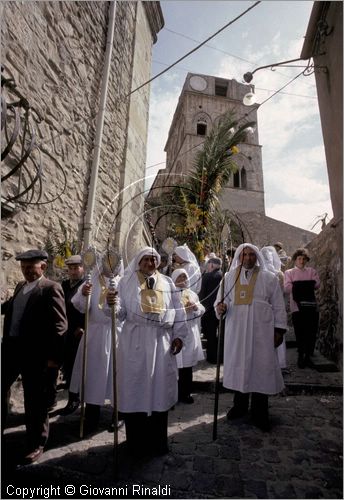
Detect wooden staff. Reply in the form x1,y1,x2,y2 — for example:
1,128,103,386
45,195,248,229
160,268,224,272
212,248,227,441
79,270,92,439
79,247,97,439
212,228,233,441
102,249,121,474
109,273,119,474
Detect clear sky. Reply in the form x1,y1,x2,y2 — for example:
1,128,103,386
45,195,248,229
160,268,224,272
145,1,333,234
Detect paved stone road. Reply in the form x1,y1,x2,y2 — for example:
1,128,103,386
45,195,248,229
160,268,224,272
2,345,342,499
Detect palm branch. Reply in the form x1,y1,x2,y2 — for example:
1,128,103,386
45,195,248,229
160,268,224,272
179,110,255,215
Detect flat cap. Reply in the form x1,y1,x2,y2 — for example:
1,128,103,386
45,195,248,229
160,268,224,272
208,257,222,266
15,249,48,261
65,255,82,265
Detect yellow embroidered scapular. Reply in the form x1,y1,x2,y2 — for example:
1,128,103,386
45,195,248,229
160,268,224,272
180,289,191,307
137,271,165,314
234,266,259,305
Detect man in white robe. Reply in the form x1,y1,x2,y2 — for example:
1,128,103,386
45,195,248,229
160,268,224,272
215,243,287,431
106,247,187,457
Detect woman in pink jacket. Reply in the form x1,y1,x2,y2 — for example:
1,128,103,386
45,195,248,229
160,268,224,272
284,248,320,369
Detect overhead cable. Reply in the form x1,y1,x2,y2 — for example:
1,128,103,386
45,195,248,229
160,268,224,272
128,1,261,97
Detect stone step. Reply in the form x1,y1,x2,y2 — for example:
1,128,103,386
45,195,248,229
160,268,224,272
307,350,339,372
192,378,343,395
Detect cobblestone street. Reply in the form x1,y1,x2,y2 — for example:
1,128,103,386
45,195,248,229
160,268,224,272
2,345,342,499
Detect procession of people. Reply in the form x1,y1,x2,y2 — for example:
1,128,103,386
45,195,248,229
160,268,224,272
2,238,321,465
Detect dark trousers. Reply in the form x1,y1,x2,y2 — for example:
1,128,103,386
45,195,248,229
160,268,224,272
292,310,319,357
62,332,81,389
46,366,59,408
201,310,222,363
85,403,100,428
178,367,193,400
122,411,168,455
2,337,49,450
233,391,269,420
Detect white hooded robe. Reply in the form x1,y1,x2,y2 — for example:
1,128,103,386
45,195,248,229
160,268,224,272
214,244,287,394
70,271,120,406
115,247,188,414
171,268,205,369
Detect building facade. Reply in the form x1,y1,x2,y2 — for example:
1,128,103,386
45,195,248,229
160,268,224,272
301,1,343,367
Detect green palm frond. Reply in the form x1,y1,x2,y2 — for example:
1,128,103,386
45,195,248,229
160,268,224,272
184,111,255,209
153,110,255,259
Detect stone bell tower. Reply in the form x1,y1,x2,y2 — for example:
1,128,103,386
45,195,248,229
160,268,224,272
152,72,265,215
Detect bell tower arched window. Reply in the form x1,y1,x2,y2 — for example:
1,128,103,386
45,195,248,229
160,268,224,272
233,171,240,188
241,167,247,189
197,121,207,136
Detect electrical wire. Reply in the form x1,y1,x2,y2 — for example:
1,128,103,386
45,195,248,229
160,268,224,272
164,27,256,65
128,1,261,97
162,26,316,89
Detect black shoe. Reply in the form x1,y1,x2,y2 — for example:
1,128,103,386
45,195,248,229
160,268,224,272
226,406,248,420
152,445,169,456
83,420,99,436
297,354,306,369
304,357,316,369
21,446,44,465
127,444,148,458
107,420,124,432
179,395,194,404
252,416,271,432
59,400,80,416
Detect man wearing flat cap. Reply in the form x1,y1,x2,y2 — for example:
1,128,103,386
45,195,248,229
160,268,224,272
1,249,67,464
59,255,85,415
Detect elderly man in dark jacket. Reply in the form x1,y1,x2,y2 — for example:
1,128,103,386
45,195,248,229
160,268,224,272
1,249,67,464
59,255,85,415
199,257,223,363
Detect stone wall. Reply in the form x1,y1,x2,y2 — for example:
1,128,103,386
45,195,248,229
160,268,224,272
1,1,162,291
306,221,342,368
115,1,154,264
236,212,315,256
